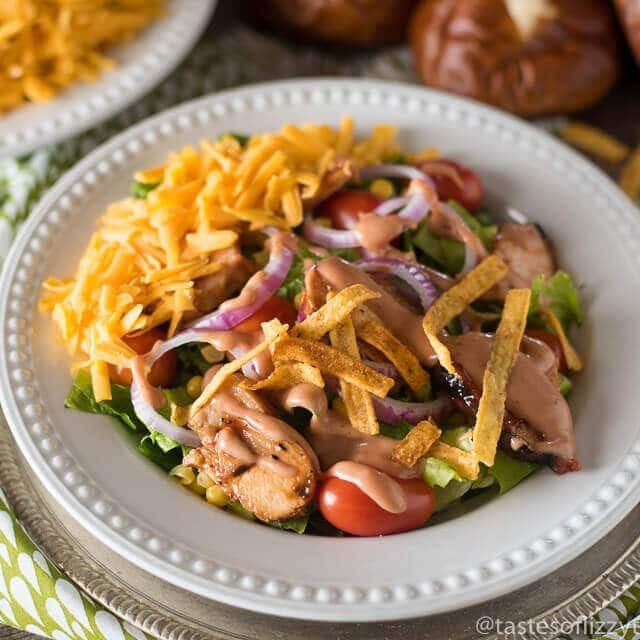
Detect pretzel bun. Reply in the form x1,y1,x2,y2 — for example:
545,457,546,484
409,0,621,116
252,0,418,48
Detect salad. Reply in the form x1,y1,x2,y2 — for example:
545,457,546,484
40,119,584,537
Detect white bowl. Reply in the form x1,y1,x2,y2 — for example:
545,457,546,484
0,0,216,158
1,79,639,622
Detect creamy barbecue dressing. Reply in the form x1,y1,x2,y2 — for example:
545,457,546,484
131,356,166,409
446,332,575,461
208,384,321,472
354,213,410,254
317,257,437,366
277,382,417,512
325,461,407,513
196,330,273,380
216,427,298,478
408,179,488,258
218,272,267,312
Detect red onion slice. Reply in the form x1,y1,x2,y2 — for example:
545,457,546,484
361,360,400,380
302,215,361,249
461,244,479,275
396,191,431,225
360,164,436,189
325,375,451,426
372,395,452,425
374,197,410,217
130,328,268,449
131,378,202,448
356,257,439,311
189,232,295,331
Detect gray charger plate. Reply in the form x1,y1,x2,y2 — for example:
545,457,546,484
0,414,638,640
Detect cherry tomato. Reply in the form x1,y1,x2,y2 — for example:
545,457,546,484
316,190,381,230
526,329,567,373
317,477,435,536
425,159,483,212
234,295,297,334
110,327,177,388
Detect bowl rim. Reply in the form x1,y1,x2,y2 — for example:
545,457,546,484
2,78,640,622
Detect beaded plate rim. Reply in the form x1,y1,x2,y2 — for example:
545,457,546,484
0,0,217,158
1,79,639,622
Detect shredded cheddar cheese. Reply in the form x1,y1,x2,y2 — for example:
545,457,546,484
0,1,165,114
40,119,402,401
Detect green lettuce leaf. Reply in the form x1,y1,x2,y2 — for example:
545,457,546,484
65,370,186,468
432,480,473,512
558,374,572,396
269,514,309,534
407,223,465,275
441,426,473,451
378,421,413,440
406,200,497,275
175,343,211,381
137,436,185,471
65,369,143,431
530,270,583,330
488,451,539,494
130,181,159,199
447,200,497,249
226,501,255,520
423,457,463,488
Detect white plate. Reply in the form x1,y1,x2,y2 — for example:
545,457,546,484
0,0,216,158
1,79,639,622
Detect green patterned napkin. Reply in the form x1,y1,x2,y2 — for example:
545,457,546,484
0,21,638,640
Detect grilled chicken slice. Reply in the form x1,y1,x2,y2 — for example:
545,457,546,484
186,377,317,522
193,244,253,314
486,223,555,301
435,332,579,474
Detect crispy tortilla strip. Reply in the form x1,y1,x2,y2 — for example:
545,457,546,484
190,319,288,416
619,144,640,202
273,337,394,397
559,122,630,163
245,362,325,391
292,284,380,341
329,315,379,435
391,419,441,468
423,255,509,373
472,289,530,467
352,306,430,393
429,441,479,481
544,309,583,372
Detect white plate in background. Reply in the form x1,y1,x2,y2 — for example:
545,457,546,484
0,0,216,158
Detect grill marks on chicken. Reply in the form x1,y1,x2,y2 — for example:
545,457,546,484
186,376,318,522
432,332,580,473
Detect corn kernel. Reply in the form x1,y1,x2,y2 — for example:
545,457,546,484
170,403,189,426
332,397,348,419
369,178,395,200
196,471,214,489
206,484,229,507
186,375,203,399
170,465,195,486
201,345,224,364
188,481,206,496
